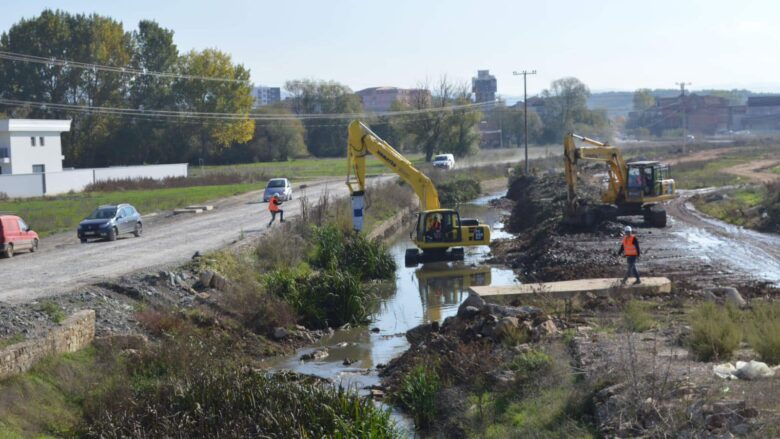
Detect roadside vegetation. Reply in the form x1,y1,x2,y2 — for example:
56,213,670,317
692,181,780,233
0,191,404,438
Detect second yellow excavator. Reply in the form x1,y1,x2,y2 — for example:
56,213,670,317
564,133,677,227
346,120,490,266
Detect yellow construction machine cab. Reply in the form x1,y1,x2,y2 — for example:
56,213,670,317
411,209,490,250
624,161,676,202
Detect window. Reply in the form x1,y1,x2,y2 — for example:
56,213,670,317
30,137,36,146
32,164,45,174
39,137,45,146
17,218,28,232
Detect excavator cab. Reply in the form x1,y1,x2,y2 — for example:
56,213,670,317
405,209,490,266
626,161,675,201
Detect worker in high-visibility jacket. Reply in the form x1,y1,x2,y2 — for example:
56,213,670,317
267,194,284,227
616,225,641,284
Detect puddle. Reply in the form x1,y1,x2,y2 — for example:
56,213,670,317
263,191,517,432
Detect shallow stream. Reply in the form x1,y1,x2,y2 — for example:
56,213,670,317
263,191,517,431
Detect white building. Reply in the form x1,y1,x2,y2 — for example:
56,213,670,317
0,119,70,175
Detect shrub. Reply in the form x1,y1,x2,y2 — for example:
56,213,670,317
396,365,440,429
39,302,65,324
510,349,553,384
747,301,780,364
265,268,371,329
437,177,481,207
688,302,742,361
310,224,396,281
81,338,397,438
622,301,655,332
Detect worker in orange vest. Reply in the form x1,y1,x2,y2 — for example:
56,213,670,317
267,194,284,227
616,225,641,284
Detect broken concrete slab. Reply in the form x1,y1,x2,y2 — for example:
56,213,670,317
469,277,672,300
174,208,204,215
185,205,214,211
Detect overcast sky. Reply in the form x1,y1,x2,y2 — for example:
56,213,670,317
3,0,779,96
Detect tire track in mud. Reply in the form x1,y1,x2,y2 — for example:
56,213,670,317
665,189,780,286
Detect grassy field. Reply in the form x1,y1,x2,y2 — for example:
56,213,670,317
192,154,426,180
0,183,257,237
670,146,778,189
772,164,780,175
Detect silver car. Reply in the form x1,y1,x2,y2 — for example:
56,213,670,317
262,178,292,202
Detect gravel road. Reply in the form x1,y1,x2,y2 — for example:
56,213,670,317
0,178,354,303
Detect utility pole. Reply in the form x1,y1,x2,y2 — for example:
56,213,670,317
513,70,536,174
676,82,691,152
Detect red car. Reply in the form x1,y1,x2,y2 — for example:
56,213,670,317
0,214,39,258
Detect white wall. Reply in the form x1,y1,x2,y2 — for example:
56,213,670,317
0,173,44,198
46,169,95,195
9,132,64,174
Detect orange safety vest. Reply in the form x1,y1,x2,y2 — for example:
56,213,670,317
269,198,281,213
622,235,637,257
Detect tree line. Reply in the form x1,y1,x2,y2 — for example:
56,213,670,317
0,10,614,168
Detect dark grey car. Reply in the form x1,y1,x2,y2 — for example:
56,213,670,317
77,204,142,243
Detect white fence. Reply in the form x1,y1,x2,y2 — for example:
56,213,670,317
0,163,188,198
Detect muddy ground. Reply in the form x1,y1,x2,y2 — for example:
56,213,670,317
380,171,780,438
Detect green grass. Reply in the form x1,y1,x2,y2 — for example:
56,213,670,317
192,154,425,180
0,348,100,438
38,302,65,324
0,335,25,350
771,165,780,175
688,302,743,361
0,183,257,237
622,300,656,332
670,146,778,189
694,186,767,229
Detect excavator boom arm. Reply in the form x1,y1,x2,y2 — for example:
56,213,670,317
564,133,627,206
347,120,440,214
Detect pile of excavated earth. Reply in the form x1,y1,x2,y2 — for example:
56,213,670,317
382,172,780,437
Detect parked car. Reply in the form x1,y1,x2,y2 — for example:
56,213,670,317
0,214,39,258
432,153,455,169
77,204,142,243
263,178,293,202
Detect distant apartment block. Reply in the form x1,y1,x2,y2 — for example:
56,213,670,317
356,87,431,113
472,70,497,103
742,96,780,131
253,86,281,107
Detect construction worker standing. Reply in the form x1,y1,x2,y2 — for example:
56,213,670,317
267,194,284,227
616,225,641,284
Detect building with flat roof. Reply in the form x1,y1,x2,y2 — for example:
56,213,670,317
356,87,431,113
0,119,70,175
472,70,497,103
253,86,281,107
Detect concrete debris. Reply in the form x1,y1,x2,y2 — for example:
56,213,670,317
706,287,747,308
714,360,775,380
272,327,290,340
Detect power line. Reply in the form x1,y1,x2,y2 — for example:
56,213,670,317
0,97,494,121
0,50,251,84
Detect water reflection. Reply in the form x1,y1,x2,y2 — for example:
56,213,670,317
265,194,518,387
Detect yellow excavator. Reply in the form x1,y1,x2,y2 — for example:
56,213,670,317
346,120,490,266
564,133,676,228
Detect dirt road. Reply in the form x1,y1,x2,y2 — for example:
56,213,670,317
665,190,780,285
0,178,357,303
720,159,780,184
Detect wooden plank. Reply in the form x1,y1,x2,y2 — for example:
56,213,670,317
470,277,671,300
173,208,203,215
186,205,214,211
